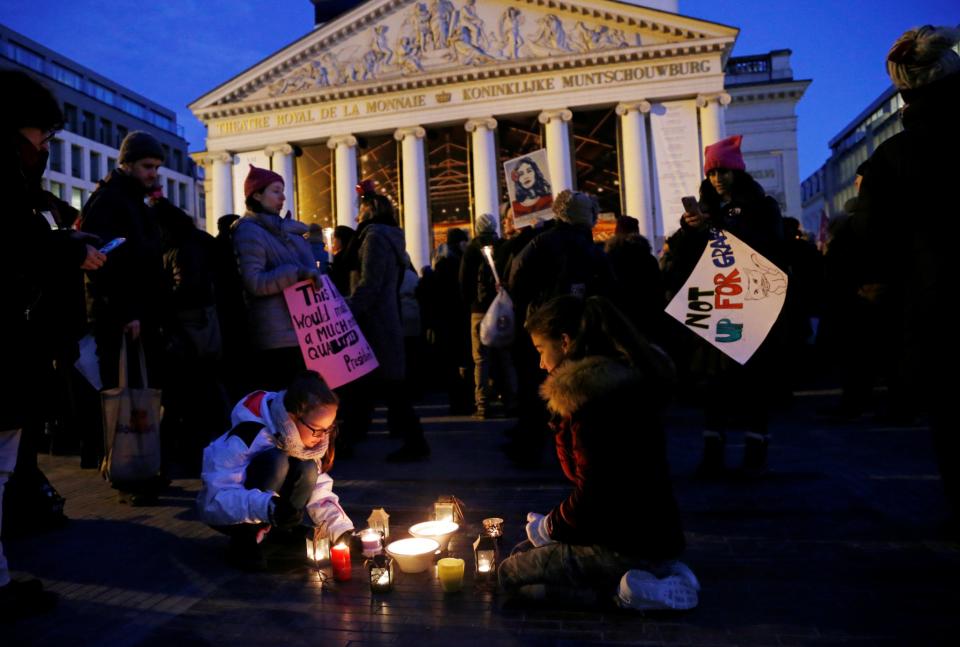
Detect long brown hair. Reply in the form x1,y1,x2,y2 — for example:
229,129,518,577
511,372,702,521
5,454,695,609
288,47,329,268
284,371,339,472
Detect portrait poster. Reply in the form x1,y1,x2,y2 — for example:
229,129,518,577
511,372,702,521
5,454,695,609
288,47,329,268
665,229,788,365
503,148,554,229
284,275,378,388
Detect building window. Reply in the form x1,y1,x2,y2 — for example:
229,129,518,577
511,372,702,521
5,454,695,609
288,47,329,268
49,139,64,173
90,151,101,183
63,103,79,133
174,150,183,174
117,96,146,120
107,157,116,173
88,80,115,105
49,62,83,90
179,182,188,211
167,179,176,204
71,145,83,179
49,181,64,200
99,118,112,147
8,41,44,72
116,124,128,148
162,145,171,166
70,187,85,210
82,111,96,139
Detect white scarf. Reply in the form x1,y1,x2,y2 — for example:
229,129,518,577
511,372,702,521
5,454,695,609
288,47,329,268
268,392,329,462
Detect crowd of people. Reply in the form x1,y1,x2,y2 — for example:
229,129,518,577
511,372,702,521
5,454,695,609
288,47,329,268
2,23,957,619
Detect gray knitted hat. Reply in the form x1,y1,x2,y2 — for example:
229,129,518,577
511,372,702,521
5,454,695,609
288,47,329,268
119,131,165,164
886,25,960,90
475,212,497,234
552,190,598,228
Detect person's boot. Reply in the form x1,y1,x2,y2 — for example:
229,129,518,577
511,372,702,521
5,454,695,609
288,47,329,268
741,432,769,477
694,431,725,478
226,525,268,572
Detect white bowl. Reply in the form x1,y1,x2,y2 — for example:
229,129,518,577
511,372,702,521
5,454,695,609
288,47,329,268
385,538,440,573
408,520,459,551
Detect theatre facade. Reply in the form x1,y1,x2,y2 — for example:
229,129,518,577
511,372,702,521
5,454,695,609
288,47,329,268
191,0,808,271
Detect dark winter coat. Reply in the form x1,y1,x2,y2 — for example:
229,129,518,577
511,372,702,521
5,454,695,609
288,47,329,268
662,175,784,299
80,169,164,330
854,72,960,389
2,131,87,429
540,355,685,560
459,233,503,314
347,223,408,381
232,211,314,350
604,234,666,343
507,221,615,326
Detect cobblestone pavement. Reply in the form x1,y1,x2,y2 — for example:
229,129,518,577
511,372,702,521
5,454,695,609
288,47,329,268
5,393,959,646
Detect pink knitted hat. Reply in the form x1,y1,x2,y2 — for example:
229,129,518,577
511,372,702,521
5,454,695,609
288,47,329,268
703,135,745,174
244,165,284,199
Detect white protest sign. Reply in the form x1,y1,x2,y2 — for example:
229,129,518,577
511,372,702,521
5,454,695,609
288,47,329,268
665,229,788,365
284,275,378,388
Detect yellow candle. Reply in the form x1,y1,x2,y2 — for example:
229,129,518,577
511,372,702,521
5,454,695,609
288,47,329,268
437,557,465,593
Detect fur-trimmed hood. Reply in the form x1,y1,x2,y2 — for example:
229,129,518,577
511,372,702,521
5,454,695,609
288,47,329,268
540,356,640,418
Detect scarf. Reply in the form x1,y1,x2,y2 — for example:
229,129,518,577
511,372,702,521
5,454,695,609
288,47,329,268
268,391,330,462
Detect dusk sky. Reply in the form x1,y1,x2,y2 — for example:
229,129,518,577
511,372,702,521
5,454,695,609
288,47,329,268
1,1,957,178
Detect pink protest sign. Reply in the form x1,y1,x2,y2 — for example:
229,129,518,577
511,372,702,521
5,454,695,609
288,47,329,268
283,275,378,388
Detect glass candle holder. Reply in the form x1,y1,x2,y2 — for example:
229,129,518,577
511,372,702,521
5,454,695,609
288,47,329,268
360,529,383,557
482,517,504,537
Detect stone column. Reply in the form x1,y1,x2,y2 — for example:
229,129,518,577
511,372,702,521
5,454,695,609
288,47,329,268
464,117,499,235
538,108,574,195
697,92,732,149
265,143,297,218
326,134,359,228
210,151,235,225
616,100,654,239
394,126,430,273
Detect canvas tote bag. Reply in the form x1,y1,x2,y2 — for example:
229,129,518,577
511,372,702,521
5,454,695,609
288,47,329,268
100,338,163,483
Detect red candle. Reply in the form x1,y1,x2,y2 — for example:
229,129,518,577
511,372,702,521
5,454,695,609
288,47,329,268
331,543,351,581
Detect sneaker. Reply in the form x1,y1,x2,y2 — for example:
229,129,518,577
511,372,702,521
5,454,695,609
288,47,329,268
0,579,58,621
385,440,431,463
616,562,700,611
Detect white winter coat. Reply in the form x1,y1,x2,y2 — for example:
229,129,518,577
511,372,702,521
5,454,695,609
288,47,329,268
196,389,354,539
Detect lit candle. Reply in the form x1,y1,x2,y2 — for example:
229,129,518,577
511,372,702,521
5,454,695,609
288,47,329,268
437,557,465,593
360,529,382,556
331,543,351,581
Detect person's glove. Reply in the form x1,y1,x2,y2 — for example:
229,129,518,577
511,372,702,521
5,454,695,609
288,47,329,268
525,512,554,547
269,497,301,529
297,267,323,288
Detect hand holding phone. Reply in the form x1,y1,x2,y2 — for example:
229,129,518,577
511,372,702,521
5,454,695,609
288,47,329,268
99,237,126,254
681,196,706,229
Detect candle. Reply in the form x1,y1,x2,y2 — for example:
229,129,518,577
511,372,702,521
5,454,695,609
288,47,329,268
360,529,382,557
437,557,465,593
482,517,504,537
331,543,351,581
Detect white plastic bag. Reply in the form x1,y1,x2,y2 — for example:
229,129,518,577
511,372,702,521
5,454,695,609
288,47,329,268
480,288,515,348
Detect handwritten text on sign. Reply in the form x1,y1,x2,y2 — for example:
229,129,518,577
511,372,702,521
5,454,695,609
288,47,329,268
284,276,378,388
665,229,788,365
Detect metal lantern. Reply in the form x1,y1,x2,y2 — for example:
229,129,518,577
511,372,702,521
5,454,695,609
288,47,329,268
367,508,390,538
366,553,394,593
433,495,464,524
473,534,498,577
306,528,331,567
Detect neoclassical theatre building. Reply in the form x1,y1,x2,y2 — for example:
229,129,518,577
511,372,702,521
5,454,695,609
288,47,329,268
191,0,808,271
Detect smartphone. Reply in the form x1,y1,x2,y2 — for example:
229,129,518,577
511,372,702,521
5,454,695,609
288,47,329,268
681,196,701,215
99,237,127,254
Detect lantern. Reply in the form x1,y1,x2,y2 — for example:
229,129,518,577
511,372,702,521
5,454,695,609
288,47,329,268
366,553,394,593
473,534,498,577
433,495,464,524
367,508,390,538
305,528,331,567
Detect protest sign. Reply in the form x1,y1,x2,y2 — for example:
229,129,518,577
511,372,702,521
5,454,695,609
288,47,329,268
504,148,553,229
284,275,378,388
665,229,788,364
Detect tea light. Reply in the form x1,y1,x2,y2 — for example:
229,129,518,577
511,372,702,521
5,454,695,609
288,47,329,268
437,557,465,593
473,534,498,577
360,529,383,557
331,542,351,581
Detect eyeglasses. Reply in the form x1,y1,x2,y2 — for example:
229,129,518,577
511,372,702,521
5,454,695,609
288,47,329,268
297,417,338,438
